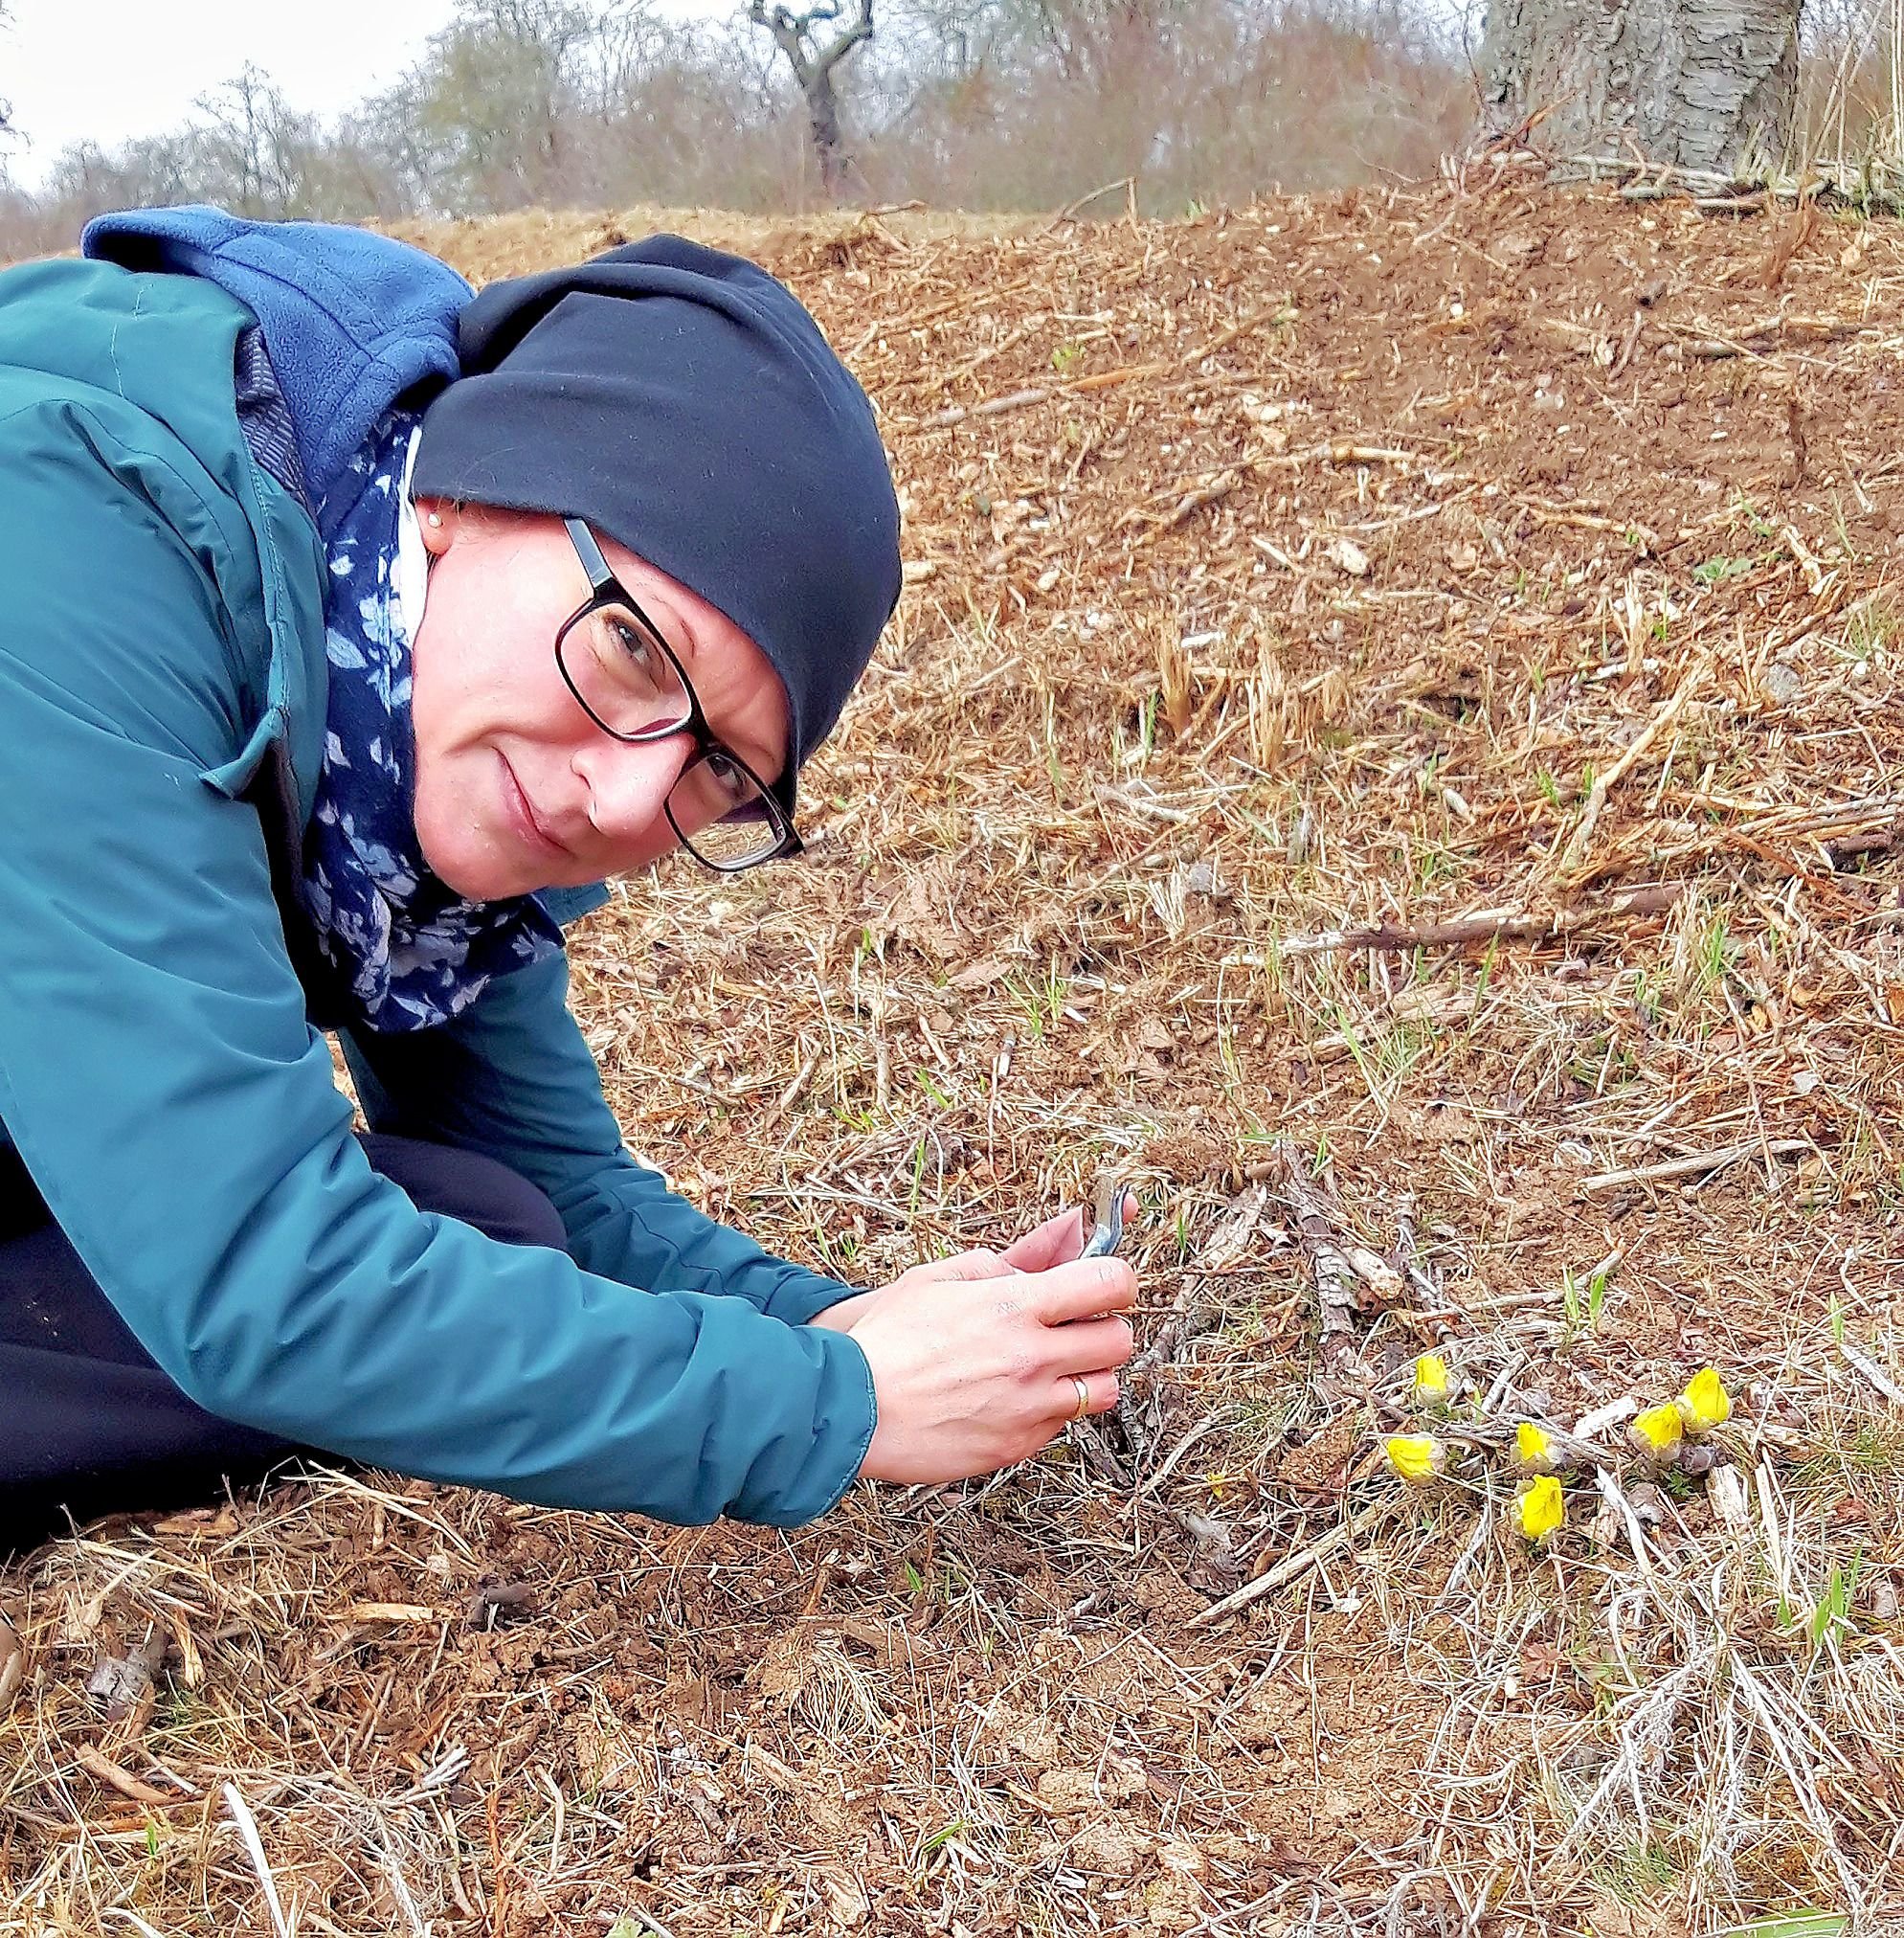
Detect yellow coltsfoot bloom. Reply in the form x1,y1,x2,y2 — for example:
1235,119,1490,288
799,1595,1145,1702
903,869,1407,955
1628,1401,1685,1459
1514,1421,1559,1473
1514,1475,1566,1543
1384,1433,1446,1485
1413,1353,1451,1404
1676,1367,1732,1434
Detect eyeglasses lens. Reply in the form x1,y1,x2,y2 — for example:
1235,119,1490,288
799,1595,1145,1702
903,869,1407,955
558,602,693,739
672,753,781,869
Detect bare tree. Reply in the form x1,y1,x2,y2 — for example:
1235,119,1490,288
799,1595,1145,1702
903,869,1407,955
745,0,876,196
410,0,595,210
1479,0,1803,177
190,65,328,219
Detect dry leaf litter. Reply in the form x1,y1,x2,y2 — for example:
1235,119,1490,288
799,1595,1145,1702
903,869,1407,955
4,161,1904,1936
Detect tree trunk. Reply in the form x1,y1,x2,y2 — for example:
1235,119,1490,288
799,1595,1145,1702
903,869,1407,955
1479,0,1803,177
805,72,851,195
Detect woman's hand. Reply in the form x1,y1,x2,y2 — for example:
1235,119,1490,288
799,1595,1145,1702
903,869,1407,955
807,1246,1014,1336
997,1192,1137,1273
847,1255,1137,1486
807,1193,1137,1336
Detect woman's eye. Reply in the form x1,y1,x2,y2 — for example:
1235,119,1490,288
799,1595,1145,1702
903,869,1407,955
607,616,657,676
704,753,750,805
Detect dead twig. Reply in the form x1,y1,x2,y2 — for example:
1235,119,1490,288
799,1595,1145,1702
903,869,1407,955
1551,656,1714,882
223,1782,293,1938
1579,1138,1812,1195
1038,175,1135,237
1268,1138,1402,1377
1273,882,1687,958
72,1745,176,1807
920,303,1291,429
1187,1497,1396,1629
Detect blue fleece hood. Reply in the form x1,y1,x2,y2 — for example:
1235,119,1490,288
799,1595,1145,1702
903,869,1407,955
83,206,470,524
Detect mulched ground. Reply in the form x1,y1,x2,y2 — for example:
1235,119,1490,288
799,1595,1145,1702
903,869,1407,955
5,160,1903,1938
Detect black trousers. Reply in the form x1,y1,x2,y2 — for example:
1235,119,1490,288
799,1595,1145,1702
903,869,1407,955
1,1136,569,1557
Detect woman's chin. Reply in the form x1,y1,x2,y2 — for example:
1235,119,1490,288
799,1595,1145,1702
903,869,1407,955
416,822,525,903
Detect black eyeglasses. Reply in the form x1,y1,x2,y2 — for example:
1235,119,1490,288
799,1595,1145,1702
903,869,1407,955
555,517,801,872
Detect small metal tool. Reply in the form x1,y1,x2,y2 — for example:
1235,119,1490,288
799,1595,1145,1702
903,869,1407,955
1081,1175,1129,1259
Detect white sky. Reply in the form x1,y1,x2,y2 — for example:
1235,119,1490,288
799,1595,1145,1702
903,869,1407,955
1,0,459,187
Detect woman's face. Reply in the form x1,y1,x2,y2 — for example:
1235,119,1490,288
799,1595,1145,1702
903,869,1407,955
408,501,792,902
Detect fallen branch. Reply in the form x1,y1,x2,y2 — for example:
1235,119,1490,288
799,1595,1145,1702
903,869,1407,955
1267,1138,1403,1381
1181,304,1295,367
1131,468,1243,546
1591,1467,1661,1583
1524,501,1658,551
919,304,1292,429
919,365,1167,429
1273,882,1687,958
1694,191,1768,216
1037,174,1134,237
73,1746,175,1807
1285,1199,1361,1375
1674,316,1870,360
224,1782,294,1938
1823,816,1904,868
844,274,1042,358
1839,1340,1904,1407
1551,655,1714,882
1579,1137,1812,1196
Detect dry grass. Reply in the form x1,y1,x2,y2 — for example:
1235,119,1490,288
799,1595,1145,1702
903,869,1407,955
5,157,1904,1937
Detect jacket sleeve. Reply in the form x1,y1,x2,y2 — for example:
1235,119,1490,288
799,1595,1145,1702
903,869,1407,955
339,949,861,1326
0,405,875,1526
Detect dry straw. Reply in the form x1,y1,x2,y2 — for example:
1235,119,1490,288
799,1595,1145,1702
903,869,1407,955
5,160,1903,1935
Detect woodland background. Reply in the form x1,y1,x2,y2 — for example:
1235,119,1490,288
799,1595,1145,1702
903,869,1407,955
2,0,1903,258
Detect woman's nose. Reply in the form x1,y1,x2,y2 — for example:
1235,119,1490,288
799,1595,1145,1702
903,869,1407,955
575,734,691,849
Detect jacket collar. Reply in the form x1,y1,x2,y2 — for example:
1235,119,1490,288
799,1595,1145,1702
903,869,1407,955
83,206,469,532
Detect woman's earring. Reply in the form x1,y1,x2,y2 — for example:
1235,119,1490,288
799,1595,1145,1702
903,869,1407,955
426,511,443,529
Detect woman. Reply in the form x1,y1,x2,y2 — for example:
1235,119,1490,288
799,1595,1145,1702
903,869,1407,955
0,210,1136,1554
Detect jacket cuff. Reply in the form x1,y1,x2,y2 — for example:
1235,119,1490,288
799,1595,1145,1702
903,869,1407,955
771,1267,862,1326
741,1324,879,1526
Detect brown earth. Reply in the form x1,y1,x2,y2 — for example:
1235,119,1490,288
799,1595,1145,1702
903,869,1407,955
5,164,1904,1937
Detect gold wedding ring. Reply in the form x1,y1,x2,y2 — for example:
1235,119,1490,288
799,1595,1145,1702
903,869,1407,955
1071,1375,1092,1422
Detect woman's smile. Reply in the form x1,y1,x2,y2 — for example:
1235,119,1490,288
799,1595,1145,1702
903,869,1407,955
497,750,571,864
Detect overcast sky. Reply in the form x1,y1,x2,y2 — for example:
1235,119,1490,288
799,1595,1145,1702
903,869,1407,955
2,0,455,186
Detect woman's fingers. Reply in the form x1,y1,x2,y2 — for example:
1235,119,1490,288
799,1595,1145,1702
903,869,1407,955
1052,1368,1122,1420
1041,1314,1134,1378
905,1246,1013,1285
853,1239,1143,1487
998,1206,1088,1272
1024,1256,1137,1326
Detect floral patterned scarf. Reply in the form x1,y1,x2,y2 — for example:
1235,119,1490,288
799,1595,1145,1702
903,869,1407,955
302,408,561,1033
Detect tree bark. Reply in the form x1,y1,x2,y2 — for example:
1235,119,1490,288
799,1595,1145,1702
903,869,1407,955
805,72,850,195
1479,0,1803,177
747,0,874,203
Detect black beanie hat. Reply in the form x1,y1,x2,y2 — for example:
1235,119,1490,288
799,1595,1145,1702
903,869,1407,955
412,235,903,813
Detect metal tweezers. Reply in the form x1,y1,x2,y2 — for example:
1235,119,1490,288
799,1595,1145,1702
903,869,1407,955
1081,1175,1128,1259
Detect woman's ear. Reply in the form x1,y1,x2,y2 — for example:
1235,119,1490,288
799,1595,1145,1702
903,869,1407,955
415,497,457,556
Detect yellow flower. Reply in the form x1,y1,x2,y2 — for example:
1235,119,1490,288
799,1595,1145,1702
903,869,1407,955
1676,1367,1732,1434
1384,1434,1445,1485
1515,1421,1557,1473
1413,1353,1451,1404
1514,1475,1565,1543
1628,1402,1684,1458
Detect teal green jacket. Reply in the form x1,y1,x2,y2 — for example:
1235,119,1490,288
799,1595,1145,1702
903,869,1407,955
0,256,877,1525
